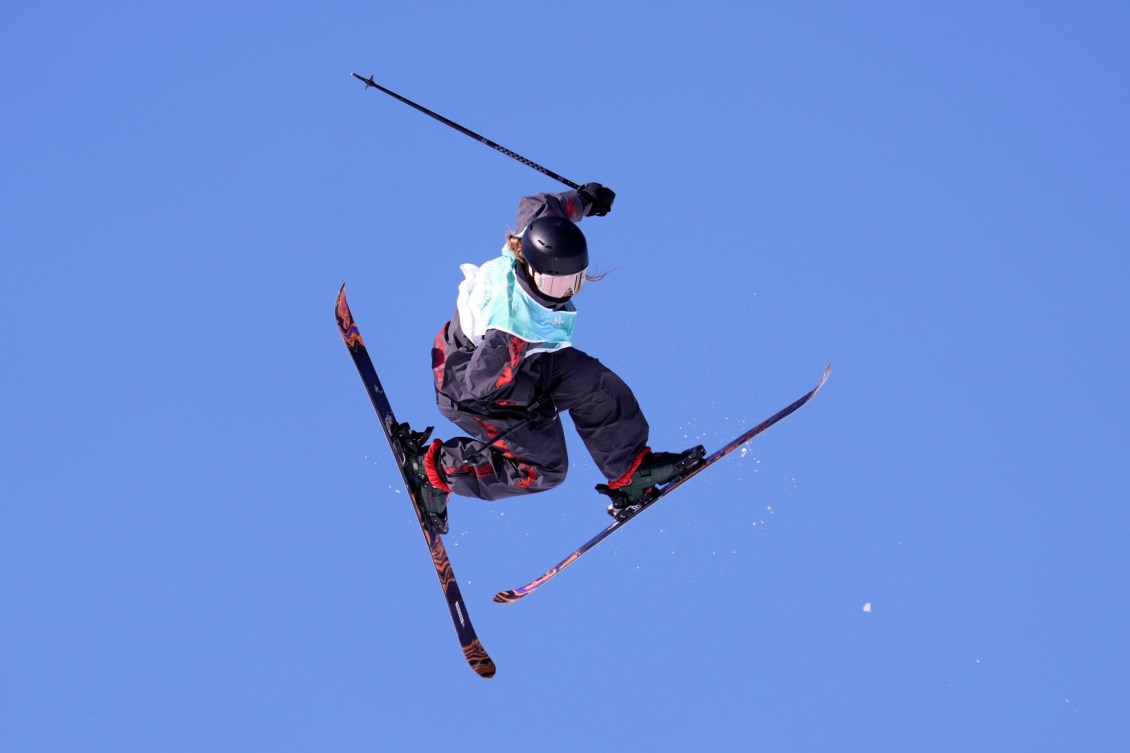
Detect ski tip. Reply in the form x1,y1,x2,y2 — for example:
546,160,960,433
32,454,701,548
816,363,832,391
335,286,365,347
336,284,352,314
492,589,523,605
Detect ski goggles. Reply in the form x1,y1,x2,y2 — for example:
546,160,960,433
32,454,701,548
532,270,586,299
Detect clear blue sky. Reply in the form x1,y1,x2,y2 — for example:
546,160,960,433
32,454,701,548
3,2,1128,751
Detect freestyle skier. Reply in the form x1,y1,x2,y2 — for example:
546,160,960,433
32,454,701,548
340,75,828,675
415,183,703,534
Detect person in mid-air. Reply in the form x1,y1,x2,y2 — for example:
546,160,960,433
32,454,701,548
415,183,703,533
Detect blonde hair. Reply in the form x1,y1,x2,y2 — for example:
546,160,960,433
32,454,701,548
506,234,607,283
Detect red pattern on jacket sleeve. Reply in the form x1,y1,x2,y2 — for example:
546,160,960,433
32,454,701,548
494,335,528,389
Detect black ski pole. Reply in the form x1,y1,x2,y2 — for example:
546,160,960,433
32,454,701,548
463,408,559,464
351,72,581,190
455,391,559,463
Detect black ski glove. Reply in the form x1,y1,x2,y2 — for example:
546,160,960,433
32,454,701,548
578,182,616,217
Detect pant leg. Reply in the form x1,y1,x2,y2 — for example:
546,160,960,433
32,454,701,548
544,347,649,482
436,397,570,501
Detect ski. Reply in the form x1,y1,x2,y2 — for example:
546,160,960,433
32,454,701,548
335,285,496,679
493,365,832,604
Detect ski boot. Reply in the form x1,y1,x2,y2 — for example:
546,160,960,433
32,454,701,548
598,446,706,522
394,423,452,535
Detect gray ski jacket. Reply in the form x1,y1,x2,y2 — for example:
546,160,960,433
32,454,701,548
430,190,589,416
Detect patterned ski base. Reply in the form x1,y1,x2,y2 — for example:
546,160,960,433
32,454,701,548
493,365,832,605
336,285,496,679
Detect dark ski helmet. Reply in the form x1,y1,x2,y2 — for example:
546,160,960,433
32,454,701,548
520,216,589,298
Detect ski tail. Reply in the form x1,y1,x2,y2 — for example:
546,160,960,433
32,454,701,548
493,546,594,604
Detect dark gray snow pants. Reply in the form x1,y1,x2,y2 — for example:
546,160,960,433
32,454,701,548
434,347,649,501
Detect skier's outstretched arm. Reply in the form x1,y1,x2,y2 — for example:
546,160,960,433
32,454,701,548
514,182,615,231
